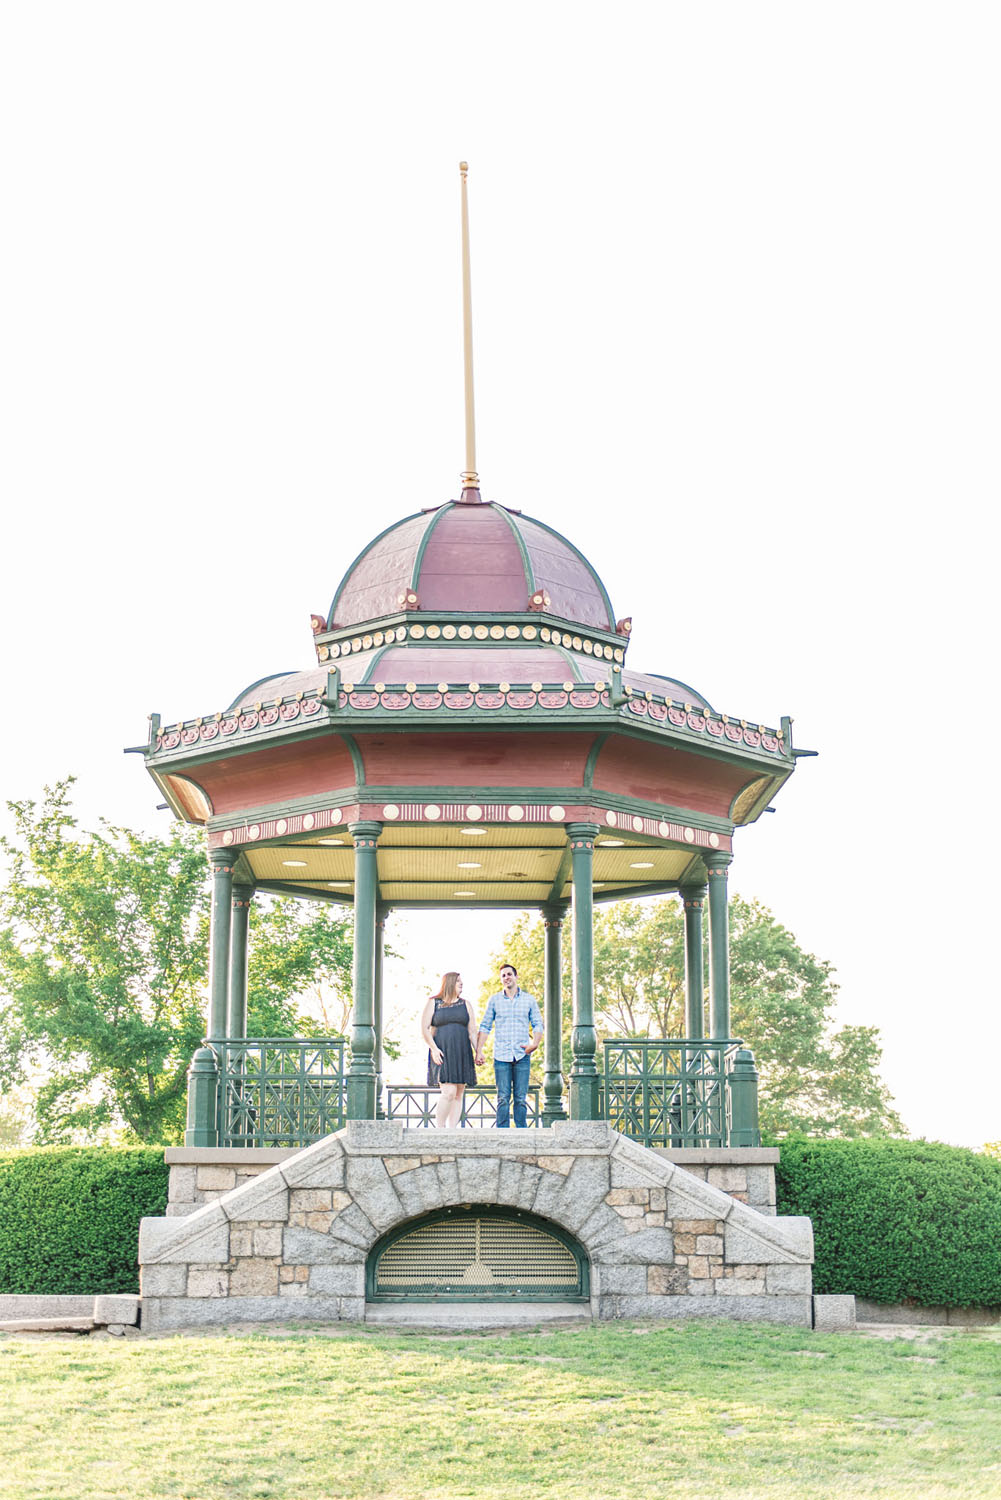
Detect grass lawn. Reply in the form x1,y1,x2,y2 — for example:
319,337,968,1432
2,1320,1000,1499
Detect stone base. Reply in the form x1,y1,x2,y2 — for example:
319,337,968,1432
813,1294,856,1331
141,1123,813,1330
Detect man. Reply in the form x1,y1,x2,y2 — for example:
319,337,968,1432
475,962,544,1129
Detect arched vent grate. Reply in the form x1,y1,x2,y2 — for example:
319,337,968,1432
368,1206,589,1302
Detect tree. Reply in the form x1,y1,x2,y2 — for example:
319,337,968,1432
480,895,903,1138
0,782,356,1145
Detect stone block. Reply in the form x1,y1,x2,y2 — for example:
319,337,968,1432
536,1156,574,1176
612,1225,675,1265
715,1276,766,1296
695,1235,723,1255
813,1295,856,1331
606,1188,649,1206
344,1120,404,1148
745,1165,776,1208
166,1203,200,1218
688,1256,710,1279
229,1258,280,1297
309,1265,366,1297
280,1138,346,1191
223,1168,289,1225
290,1189,334,1213
647,1265,689,1295
168,1166,197,1204
610,1294,811,1325
552,1154,611,1232
278,1280,309,1297
496,1158,527,1207
593,1263,647,1296
456,1154,501,1203
139,1207,230,1266
345,1156,402,1231
385,1157,423,1177
142,1294,347,1330
140,1264,186,1298
577,1201,630,1252
667,1178,728,1224
386,1166,434,1218
724,1210,813,1267
229,1226,254,1257
707,1165,747,1193
253,1226,283,1257
649,1188,667,1211
283,1225,360,1265
327,1200,378,1248
93,1294,140,1326
196,1166,236,1191
854,1299,947,1325
766,1264,813,1295
550,1122,615,1148
436,1158,461,1203
338,1296,366,1321
187,1268,229,1298
613,1204,645,1218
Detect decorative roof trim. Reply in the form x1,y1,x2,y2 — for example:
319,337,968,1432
408,501,455,592
493,502,537,598
517,511,616,631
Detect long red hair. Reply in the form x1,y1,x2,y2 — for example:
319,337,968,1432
433,971,461,1004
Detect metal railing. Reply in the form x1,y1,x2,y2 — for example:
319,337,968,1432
215,1038,347,1147
384,1084,542,1129
602,1038,747,1148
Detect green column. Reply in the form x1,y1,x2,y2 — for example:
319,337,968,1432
346,821,382,1120
374,905,389,1120
184,1046,219,1147
207,849,236,1041
541,902,568,1126
728,1047,761,1147
567,823,601,1121
227,884,254,1040
705,850,733,1040
679,884,707,1040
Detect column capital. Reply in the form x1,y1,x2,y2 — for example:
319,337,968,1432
348,820,383,846
541,901,569,926
565,821,599,848
678,882,707,909
375,902,391,928
208,848,237,873
232,882,256,907
704,849,733,875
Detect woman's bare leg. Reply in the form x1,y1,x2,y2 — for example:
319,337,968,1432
435,1083,457,1128
446,1084,466,1128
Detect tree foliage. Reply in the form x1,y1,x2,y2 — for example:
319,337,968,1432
480,895,903,1138
0,782,355,1145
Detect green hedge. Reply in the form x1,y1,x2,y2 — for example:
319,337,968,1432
776,1137,1001,1307
0,1147,169,1295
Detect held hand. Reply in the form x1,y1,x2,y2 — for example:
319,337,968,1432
474,1052,485,1067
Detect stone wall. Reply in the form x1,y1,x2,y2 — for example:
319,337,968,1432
140,1123,810,1330
164,1145,779,1217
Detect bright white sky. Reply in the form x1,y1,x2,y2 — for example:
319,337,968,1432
1,3,998,1146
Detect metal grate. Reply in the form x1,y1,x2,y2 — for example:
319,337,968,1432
603,1038,741,1147
370,1209,587,1301
216,1039,346,1147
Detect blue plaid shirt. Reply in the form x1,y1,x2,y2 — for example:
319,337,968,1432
478,987,544,1062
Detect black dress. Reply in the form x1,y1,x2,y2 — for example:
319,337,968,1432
427,1000,477,1087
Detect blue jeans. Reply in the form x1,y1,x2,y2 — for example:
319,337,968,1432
494,1054,531,1128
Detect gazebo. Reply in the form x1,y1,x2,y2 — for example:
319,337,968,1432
140,165,801,1154
142,476,799,1149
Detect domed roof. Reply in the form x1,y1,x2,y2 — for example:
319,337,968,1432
328,498,615,632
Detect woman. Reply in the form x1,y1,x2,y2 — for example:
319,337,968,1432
421,971,479,1128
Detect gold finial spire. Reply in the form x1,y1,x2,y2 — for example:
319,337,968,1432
459,160,479,500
